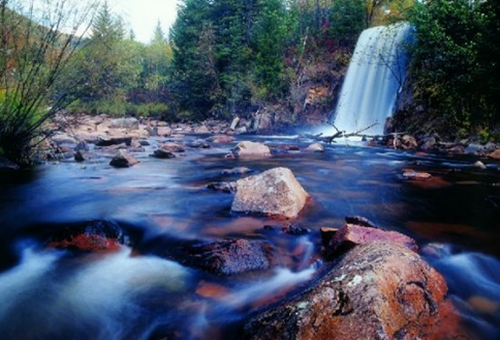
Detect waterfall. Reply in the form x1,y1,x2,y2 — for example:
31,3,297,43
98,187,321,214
332,23,413,136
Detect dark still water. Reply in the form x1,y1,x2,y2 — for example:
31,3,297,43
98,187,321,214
0,135,499,339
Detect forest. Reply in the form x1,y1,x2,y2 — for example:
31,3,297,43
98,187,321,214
1,1,500,339
0,0,499,163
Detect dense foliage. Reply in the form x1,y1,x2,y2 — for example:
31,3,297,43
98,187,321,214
406,0,500,137
3,0,500,165
0,0,95,165
168,0,385,120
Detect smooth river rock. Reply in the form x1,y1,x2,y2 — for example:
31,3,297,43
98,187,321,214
151,149,176,159
303,143,325,152
244,242,448,340
110,150,139,168
160,142,185,153
233,141,271,158
231,167,310,219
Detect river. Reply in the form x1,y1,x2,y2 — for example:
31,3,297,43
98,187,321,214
0,134,499,339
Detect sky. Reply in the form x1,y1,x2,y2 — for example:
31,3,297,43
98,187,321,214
107,0,180,43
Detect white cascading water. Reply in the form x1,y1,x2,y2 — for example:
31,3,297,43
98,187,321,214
332,23,413,136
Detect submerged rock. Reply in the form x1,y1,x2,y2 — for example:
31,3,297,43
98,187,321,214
325,224,418,258
403,170,432,181
110,150,139,168
74,150,85,162
187,140,211,149
178,239,272,275
151,149,176,159
244,242,448,340
282,224,311,236
231,167,310,219
160,142,185,153
207,181,237,193
233,141,271,158
208,135,235,143
47,220,129,252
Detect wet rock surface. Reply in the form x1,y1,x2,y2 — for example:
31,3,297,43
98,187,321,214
159,239,273,275
303,143,325,152
110,150,140,168
244,242,448,340
403,170,432,181
325,223,419,258
74,150,86,162
207,181,237,193
187,139,211,149
233,141,272,158
151,149,176,159
207,135,235,143
47,220,129,252
231,167,310,219
160,142,185,153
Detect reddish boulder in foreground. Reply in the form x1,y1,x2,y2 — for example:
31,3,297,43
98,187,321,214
231,167,310,219
244,242,448,340
48,220,128,252
326,224,418,257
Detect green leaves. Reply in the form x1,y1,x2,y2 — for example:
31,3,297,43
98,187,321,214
408,0,499,129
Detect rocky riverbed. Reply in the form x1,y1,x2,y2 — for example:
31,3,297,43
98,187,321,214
0,114,499,339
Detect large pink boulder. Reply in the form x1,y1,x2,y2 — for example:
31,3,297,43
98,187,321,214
244,242,448,340
231,167,310,219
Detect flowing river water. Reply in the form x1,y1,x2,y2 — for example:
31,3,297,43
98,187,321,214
0,134,499,339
